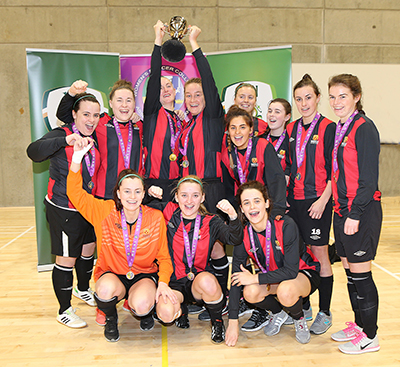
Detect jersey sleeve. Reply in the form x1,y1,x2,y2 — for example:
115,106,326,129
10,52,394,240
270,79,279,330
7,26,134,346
258,218,300,285
349,120,380,220
210,215,243,246
56,92,75,124
324,122,336,181
26,128,68,162
144,45,163,117
228,243,249,320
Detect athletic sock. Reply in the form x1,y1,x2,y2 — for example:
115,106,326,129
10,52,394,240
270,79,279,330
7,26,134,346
52,263,73,314
345,269,363,328
210,255,229,296
352,271,379,339
205,294,225,323
252,295,282,314
318,275,334,316
286,297,303,320
94,293,119,318
302,296,311,310
75,254,94,291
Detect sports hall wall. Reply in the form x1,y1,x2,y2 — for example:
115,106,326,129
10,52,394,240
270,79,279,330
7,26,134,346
1,1,399,207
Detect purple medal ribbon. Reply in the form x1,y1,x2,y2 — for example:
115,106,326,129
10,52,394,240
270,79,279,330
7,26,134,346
113,118,133,169
120,207,143,268
181,213,201,271
71,123,95,178
248,221,271,273
234,138,253,184
296,113,320,167
267,131,286,152
333,110,358,175
179,120,196,161
166,111,182,151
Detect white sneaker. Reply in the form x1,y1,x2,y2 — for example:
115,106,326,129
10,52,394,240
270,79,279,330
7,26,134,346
264,310,288,336
57,307,87,328
72,287,96,307
331,321,363,342
338,332,380,355
284,306,313,325
294,317,311,344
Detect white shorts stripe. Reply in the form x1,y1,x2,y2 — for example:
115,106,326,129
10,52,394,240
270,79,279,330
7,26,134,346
62,231,69,257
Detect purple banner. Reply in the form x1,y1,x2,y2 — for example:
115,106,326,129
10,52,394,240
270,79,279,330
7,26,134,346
120,54,201,119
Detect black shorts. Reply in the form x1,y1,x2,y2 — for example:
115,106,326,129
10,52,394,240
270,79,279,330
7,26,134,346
333,200,382,263
300,269,320,295
99,271,158,300
169,274,205,305
45,199,96,258
287,197,332,246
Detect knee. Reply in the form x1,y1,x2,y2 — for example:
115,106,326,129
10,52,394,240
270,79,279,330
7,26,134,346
276,282,297,307
243,285,262,304
196,273,220,297
156,303,177,324
130,296,154,316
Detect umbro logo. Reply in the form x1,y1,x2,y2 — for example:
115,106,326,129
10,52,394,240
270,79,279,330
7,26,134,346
354,250,366,257
289,137,295,142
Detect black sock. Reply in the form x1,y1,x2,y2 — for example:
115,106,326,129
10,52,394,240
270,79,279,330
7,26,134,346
252,295,282,314
345,269,363,328
302,296,311,310
75,255,94,291
286,297,303,320
205,295,226,323
318,275,334,315
210,255,229,296
352,271,379,339
94,293,119,318
52,264,73,314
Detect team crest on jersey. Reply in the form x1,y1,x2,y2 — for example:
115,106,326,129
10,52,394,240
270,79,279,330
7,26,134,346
277,149,285,159
341,136,348,147
143,228,150,235
275,240,281,251
310,135,319,144
115,222,122,229
254,131,259,137
251,157,258,167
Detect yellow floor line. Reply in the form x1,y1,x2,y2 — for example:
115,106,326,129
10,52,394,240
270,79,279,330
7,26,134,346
162,325,168,367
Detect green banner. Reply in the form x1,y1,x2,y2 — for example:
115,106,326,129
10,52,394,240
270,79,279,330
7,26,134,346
207,46,292,121
26,49,119,271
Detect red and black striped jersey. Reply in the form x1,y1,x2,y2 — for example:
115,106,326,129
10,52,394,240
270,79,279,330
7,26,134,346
221,137,287,218
286,115,335,200
178,48,224,179
143,45,180,180
27,125,100,209
228,215,320,319
158,202,243,282
253,117,268,137
331,113,381,219
267,132,289,172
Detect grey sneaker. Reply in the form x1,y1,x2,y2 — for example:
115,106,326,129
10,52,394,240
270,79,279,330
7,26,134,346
238,298,253,317
284,306,312,325
294,317,311,344
241,309,270,332
310,311,332,334
264,310,288,336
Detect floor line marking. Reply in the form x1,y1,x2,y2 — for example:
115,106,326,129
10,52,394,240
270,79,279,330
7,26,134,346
372,261,400,281
0,226,34,251
162,325,168,367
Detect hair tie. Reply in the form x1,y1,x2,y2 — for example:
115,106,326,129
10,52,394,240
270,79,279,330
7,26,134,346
118,173,144,187
73,94,97,109
177,177,203,190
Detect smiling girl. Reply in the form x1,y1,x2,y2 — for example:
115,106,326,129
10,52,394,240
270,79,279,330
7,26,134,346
27,93,101,329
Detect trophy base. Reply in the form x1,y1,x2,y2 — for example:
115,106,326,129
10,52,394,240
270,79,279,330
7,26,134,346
161,39,187,63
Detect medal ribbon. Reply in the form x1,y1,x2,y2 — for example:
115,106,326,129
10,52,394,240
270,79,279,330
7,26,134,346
179,119,196,164
267,131,286,152
333,110,358,175
248,221,271,273
234,137,253,184
113,118,133,169
120,207,143,268
295,113,320,167
71,123,95,178
181,213,201,271
166,111,182,151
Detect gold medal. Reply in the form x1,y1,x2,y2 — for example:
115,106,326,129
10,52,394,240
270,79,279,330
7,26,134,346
126,271,135,280
187,272,195,281
182,159,189,168
88,181,94,189
296,172,301,180
169,153,177,161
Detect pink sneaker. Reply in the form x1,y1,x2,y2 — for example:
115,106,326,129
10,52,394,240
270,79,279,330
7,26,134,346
339,332,380,355
331,321,362,342
95,308,106,326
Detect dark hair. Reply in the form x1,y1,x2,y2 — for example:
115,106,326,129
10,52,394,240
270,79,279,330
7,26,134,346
112,169,144,211
236,180,272,224
173,175,209,216
225,105,254,169
109,79,135,101
72,93,99,113
234,83,257,98
266,98,292,134
184,77,202,93
293,74,321,97
328,73,364,113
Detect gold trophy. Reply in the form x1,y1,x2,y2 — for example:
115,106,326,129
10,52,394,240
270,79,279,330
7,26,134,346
161,16,188,63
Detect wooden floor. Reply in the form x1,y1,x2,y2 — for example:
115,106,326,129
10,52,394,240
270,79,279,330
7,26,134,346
1,198,400,367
